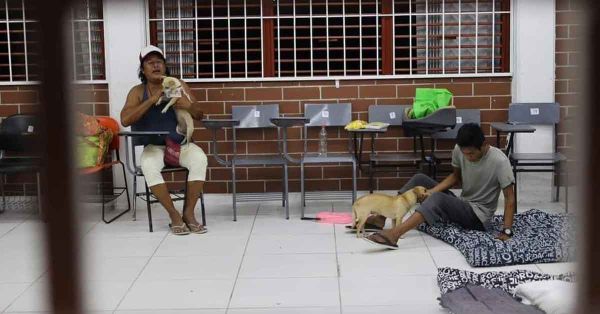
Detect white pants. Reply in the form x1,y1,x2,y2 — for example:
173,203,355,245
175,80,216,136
140,143,207,187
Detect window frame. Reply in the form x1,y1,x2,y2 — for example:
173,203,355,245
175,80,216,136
146,0,513,82
0,0,107,85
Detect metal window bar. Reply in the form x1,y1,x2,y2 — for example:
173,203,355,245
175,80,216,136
492,0,495,73
359,0,362,75
87,1,93,80
326,0,329,76
459,0,461,73
277,1,280,77
161,0,166,69
343,0,346,76
293,2,296,77
195,0,198,78
177,0,183,78
260,0,263,77
228,0,231,78
391,0,394,74
375,0,379,75
310,0,313,76
6,0,13,82
244,0,247,78
211,0,215,78
425,0,428,75
442,0,445,74
409,0,412,75
22,0,28,81
475,0,478,73
70,6,77,80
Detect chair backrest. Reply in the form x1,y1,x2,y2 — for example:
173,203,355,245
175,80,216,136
368,105,410,125
432,109,480,139
232,104,279,128
508,103,560,125
304,103,352,127
0,114,37,134
0,114,38,153
96,116,120,150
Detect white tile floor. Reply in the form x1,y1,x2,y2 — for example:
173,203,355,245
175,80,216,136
0,173,577,313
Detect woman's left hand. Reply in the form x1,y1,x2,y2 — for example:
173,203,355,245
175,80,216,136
174,93,192,110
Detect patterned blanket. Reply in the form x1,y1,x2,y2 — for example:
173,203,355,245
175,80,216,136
437,267,576,295
418,209,576,267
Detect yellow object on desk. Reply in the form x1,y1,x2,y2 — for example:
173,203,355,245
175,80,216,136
344,120,367,130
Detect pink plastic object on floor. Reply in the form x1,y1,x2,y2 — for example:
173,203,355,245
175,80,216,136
315,212,353,224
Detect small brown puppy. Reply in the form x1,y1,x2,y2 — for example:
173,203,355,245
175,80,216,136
158,76,194,144
351,186,428,237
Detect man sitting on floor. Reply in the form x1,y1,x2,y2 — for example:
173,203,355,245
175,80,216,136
364,123,516,249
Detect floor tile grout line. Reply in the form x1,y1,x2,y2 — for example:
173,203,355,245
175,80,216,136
1,213,54,313
112,218,170,312
333,209,344,314
225,203,260,313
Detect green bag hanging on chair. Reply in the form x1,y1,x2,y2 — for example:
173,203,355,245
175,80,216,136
410,88,453,119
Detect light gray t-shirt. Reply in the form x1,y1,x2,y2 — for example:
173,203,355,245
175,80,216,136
451,144,515,224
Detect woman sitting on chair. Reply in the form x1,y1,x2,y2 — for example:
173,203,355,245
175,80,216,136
120,45,207,235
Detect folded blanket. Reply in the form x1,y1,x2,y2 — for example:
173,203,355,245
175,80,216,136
439,284,544,314
438,267,576,295
514,280,576,314
418,209,576,267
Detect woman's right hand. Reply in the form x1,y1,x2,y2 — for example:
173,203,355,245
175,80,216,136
150,91,163,105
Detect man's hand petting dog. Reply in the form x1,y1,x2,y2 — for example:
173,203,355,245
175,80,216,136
496,233,511,241
418,189,431,203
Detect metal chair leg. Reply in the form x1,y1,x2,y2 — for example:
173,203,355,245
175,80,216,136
36,172,42,217
352,160,357,204
200,192,206,226
513,164,518,214
281,167,286,207
1,174,5,213
144,182,153,232
369,162,375,194
300,161,305,218
132,175,137,221
232,163,237,222
284,163,289,219
565,161,569,213
554,162,560,203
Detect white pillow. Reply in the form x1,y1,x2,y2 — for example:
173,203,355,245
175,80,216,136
514,280,576,314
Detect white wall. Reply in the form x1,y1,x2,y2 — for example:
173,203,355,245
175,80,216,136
103,0,147,195
512,0,556,154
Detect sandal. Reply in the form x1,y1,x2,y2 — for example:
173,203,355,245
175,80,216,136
345,222,384,233
363,232,399,250
169,223,191,235
185,222,207,234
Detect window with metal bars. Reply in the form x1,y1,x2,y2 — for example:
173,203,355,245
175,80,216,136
70,0,106,81
148,0,510,81
0,0,105,83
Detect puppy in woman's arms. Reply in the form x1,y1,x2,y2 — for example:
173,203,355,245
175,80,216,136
158,76,195,144
351,186,428,237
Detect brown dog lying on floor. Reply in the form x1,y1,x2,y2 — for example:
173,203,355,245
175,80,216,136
351,186,428,237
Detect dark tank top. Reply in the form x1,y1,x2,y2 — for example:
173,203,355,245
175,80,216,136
131,84,185,146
